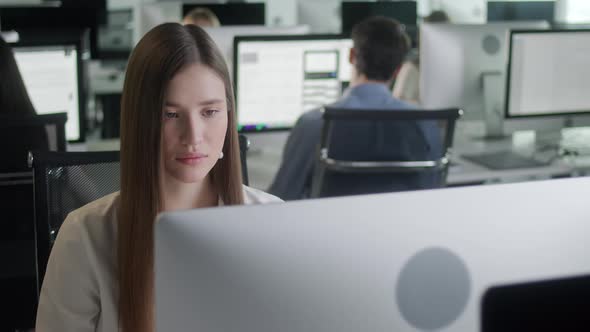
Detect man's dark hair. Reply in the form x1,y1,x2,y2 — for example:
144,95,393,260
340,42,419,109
425,10,450,23
351,16,410,81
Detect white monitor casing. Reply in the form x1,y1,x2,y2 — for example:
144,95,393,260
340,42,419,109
156,177,590,331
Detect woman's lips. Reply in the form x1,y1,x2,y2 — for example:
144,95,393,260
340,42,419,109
176,153,207,165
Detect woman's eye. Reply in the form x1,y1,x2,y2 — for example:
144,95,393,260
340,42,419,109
164,111,178,119
203,109,219,118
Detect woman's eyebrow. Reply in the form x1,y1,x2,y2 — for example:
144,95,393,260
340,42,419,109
164,99,225,108
198,99,225,106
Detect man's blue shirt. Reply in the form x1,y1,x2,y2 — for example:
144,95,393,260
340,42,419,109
268,83,441,200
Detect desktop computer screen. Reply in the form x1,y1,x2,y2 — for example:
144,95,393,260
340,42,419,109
204,25,310,75
182,3,265,26
506,30,590,118
420,21,549,121
234,35,353,132
14,45,82,141
341,1,417,36
487,1,555,23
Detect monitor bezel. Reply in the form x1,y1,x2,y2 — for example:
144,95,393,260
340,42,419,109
233,34,351,133
12,31,87,143
486,1,555,23
340,1,417,36
504,29,590,120
0,4,107,59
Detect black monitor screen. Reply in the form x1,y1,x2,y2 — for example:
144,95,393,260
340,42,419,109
341,1,417,36
183,3,265,26
482,275,590,331
487,1,555,23
0,4,106,59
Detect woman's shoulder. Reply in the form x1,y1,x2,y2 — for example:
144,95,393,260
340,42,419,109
242,185,283,204
67,191,120,221
60,191,120,240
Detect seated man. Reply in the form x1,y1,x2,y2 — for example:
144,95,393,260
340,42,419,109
268,16,441,200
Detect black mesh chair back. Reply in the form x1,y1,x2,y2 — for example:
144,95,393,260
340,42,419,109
239,134,250,186
29,151,120,295
310,107,463,198
29,142,250,296
0,113,66,330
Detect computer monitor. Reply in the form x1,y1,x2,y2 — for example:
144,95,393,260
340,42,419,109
204,25,310,73
0,1,106,59
183,3,265,26
487,1,555,23
341,1,417,36
420,21,549,121
13,42,84,142
155,177,590,331
234,35,353,132
505,29,590,119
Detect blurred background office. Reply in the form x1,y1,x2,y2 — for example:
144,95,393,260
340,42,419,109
2,0,590,330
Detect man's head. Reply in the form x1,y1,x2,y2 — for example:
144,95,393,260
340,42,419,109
183,7,221,27
424,10,450,23
350,16,410,83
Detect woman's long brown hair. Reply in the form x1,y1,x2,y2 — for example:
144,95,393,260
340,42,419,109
118,23,244,331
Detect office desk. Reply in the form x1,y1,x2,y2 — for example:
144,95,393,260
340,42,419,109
243,121,590,191
73,121,590,193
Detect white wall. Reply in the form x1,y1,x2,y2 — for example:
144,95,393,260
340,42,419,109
556,0,590,23
265,0,297,26
112,0,590,32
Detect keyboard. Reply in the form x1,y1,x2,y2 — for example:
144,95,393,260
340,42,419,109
461,151,548,170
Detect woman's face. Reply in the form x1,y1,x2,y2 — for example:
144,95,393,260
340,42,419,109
160,63,228,184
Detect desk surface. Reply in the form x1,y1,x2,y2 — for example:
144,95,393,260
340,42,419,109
72,121,590,193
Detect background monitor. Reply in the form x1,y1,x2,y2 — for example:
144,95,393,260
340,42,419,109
419,21,549,121
487,1,555,23
0,0,106,59
505,29,590,119
204,25,310,73
183,3,265,26
155,177,590,331
481,274,590,331
341,1,417,36
13,41,84,142
234,35,353,132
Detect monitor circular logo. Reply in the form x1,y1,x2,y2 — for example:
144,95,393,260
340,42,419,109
395,247,471,330
482,35,501,55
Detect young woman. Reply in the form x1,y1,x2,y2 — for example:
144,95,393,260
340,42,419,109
36,23,281,331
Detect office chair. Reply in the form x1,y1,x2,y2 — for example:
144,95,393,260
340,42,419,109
239,134,250,186
29,150,120,297
310,107,463,198
29,137,250,294
0,113,66,330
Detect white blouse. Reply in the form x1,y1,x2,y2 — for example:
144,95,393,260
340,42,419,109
36,186,282,331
